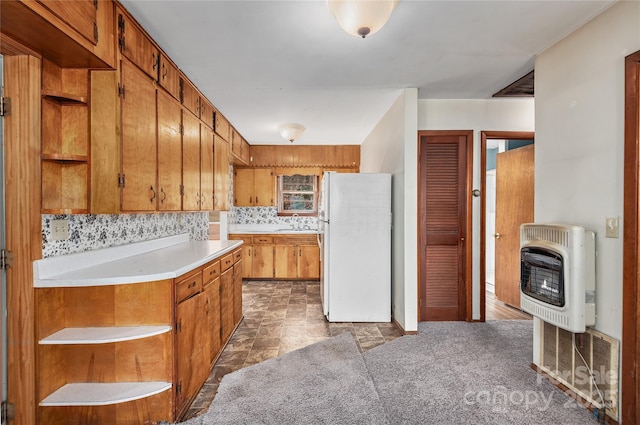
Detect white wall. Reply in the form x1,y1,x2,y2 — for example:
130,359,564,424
361,88,418,332
419,99,535,319
535,1,640,344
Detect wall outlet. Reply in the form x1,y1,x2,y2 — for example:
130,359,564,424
605,217,619,238
51,219,69,241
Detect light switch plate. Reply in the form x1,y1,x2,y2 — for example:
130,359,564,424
605,217,619,238
51,219,69,241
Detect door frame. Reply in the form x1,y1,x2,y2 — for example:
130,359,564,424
622,49,640,425
417,130,473,322
479,131,534,322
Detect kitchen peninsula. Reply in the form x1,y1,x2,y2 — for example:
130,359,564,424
33,234,243,423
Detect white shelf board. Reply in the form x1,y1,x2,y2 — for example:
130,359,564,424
40,382,172,406
39,326,171,345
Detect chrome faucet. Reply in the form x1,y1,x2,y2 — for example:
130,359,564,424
291,213,299,230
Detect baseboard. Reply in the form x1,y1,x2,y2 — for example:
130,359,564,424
392,317,418,335
530,364,618,425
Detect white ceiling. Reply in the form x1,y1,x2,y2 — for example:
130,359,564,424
118,0,615,145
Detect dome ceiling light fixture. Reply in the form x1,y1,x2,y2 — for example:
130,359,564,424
279,123,305,143
328,0,399,39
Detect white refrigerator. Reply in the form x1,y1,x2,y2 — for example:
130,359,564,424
318,172,392,322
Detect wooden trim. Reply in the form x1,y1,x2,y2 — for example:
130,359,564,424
391,317,418,335
623,50,640,425
479,131,534,322
5,55,42,425
417,130,473,321
531,364,618,425
464,131,474,321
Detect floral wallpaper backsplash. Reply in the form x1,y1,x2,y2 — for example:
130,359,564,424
230,206,317,228
42,212,209,258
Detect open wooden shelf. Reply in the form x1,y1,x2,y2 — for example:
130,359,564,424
42,90,87,105
40,382,172,406
42,153,89,163
40,326,171,345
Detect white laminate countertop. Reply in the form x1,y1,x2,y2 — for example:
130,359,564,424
228,224,319,235
34,234,243,288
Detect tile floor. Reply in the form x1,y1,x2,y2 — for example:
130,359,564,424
184,280,403,420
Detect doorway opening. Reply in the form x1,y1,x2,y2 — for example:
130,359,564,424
480,131,534,321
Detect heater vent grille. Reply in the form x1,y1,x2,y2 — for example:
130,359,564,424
521,224,570,248
522,298,569,328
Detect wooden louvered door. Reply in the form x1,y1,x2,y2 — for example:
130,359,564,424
418,131,472,321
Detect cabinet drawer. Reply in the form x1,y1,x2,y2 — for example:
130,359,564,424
176,271,202,303
203,260,220,287
274,235,317,245
233,248,242,263
252,236,274,245
220,253,234,272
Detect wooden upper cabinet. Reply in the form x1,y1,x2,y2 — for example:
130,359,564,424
234,168,274,207
1,0,115,68
233,168,253,207
120,59,158,211
117,8,159,80
36,0,98,45
200,125,215,211
214,111,230,142
158,54,180,100
182,110,201,211
214,135,230,211
200,98,214,129
181,76,200,118
157,89,183,211
231,129,242,158
250,145,360,168
241,137,251,165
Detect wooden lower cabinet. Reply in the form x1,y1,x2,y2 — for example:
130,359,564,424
175,286,206,418
229,235,275,279
174,253,242,420
220,267,234,344
274,235,320,279
233,258,243,324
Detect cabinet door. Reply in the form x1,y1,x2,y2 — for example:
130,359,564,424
220,268,234,344
118,10,158,79
233,168,253,206
253,168,274,206
159,54,180,100
182,110,201,211
298,245,320,279
214,135,230,211
200,125,214,210
252,245,274,278
241,244,253,278
241,137,251,165
233,260,243,325
176,293,205,415
121,59,157,211
37,0,98,45
181,77,200,118
157,89,182,211
214,111,230,142
231,129,242,158
200,98,214,129
204,279,221,365
274,245,297,279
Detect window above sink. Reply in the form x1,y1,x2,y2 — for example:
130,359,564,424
277,174,319,216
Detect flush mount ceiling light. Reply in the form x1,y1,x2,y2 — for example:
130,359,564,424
279,123,305,143
328,0,399,39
